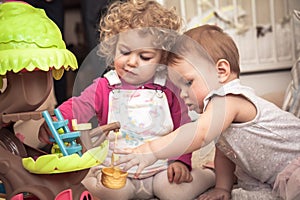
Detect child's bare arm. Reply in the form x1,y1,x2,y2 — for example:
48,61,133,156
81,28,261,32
214,147,236,194
148,96,234,158
116,96,233,175
198,148,236,200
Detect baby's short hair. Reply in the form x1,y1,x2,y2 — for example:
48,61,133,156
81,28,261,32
169,25,240,76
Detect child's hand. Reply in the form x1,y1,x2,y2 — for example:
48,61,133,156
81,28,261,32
114,142,158,178
198,187,231,200
167,161,193,184
38,121,53,144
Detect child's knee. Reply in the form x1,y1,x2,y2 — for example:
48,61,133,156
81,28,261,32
152,171,184,199
153,168,215,200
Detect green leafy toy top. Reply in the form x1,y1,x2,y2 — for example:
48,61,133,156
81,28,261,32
0,1,78,78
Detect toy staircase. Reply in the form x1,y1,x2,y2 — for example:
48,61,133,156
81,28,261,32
42,109,82,157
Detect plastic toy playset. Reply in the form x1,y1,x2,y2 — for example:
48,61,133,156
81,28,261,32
0,2,119,199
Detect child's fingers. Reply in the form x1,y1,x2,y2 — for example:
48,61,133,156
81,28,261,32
114,148,133,154
134,162,149,178
115,153,136,167
134,168,142,179
116,155,138,170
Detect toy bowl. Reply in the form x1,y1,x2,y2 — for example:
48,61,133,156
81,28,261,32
101,167,128,189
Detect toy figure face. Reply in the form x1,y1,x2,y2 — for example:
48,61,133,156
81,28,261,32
0,70,52,117
114,30,163,86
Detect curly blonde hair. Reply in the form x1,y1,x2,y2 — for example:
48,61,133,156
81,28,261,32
98,0,182,66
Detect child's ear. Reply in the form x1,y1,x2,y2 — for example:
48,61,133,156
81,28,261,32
216,59,231,83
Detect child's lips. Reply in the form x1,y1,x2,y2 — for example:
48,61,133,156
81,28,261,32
124,69,137,76
186,103,194,110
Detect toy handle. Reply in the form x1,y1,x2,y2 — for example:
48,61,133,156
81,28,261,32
80,122,120,150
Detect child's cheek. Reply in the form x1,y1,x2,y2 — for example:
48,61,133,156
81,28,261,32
114,59,122,68
113,59,124,74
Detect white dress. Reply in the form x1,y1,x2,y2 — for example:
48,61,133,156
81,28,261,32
203,79,300,199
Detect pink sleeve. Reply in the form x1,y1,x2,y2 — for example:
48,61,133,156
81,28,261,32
58,78,110,128
165,80,192,169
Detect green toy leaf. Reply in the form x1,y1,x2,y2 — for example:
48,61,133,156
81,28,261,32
22,140,109,174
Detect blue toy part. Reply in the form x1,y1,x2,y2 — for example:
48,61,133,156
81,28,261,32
42,109,82,157
0,182,5,194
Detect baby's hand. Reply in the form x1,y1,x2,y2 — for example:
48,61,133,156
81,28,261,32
198,187,231,200
167,161,193,184
114,142,158,178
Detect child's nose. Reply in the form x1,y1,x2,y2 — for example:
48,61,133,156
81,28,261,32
180,89,188,99
127,54,138,67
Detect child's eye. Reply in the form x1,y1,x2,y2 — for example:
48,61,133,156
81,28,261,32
120,50,130,55
140,55,152,61
186,80,193,86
